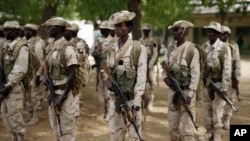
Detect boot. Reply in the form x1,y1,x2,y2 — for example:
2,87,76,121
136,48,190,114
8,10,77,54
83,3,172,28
27,117,38,126
17,134,24,141
11,133,17,141
213,128,221,141
222,115,230,130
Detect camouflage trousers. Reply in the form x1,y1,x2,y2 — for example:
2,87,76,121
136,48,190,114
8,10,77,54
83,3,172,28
222,86,236,127
108,94,143,141
96,72,110,118
167,88,196,141
48,91,79,141
1,84,26,135
202,82,226,141
143,68,155,111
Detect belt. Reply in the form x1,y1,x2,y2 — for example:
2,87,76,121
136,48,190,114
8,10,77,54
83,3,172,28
53,84,66,90
122,92,134,101
180,85,189,90
211,78,222,83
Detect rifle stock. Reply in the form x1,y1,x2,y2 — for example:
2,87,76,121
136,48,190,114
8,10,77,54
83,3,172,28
161,61,199,131
42,61,63,136
101,60,144,141
209,80,239,113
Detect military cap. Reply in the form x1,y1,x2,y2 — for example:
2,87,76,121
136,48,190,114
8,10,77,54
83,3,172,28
3,21,19,29
142,23,152,30
203,22,222,33
221,25,231,34
66,23,80,31
24,23,39,31
99,20,114,30
109,10,136,25
168,20,194,29
42,16,70,27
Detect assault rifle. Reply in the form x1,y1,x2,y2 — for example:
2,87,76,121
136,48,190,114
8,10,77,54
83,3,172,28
43,61,63,136
210,80,239,113
161,61,199,131
101,60,144,141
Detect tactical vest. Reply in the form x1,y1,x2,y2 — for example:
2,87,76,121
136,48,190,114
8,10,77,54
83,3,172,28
112,40,141,95
167,42,196,87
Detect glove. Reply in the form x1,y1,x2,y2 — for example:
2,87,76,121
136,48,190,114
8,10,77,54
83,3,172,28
35,75,41,86
0,85,13,98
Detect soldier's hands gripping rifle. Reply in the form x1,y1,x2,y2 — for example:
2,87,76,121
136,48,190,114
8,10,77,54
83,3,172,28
101,60,144,141
210,80,239,113
42,60,63,136
161,61,199,131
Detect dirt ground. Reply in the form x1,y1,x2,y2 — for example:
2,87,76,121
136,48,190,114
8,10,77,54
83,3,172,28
0,56,250,141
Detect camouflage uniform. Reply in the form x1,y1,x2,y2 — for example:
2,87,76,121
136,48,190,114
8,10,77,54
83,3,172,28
92,21,115,120
221,25,241,130
163,20,200,141
23,23,46,125
1,21,28,141
139,23,158,112
202,22,231,141
106,11,147,141
43,17,79,141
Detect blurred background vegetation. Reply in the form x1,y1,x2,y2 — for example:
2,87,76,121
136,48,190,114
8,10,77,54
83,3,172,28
1,0,250,54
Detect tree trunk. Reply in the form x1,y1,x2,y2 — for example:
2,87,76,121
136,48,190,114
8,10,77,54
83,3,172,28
39,1,59,39
128,0,141,40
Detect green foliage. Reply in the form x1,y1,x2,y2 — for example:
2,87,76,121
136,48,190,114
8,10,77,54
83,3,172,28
0,0,45,24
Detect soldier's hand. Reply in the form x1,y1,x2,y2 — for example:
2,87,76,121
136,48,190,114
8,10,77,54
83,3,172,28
186,96,192,105
54,95,67,110
0,85,12,98
35,75,41,87
163,77,172,87
232,80,239,89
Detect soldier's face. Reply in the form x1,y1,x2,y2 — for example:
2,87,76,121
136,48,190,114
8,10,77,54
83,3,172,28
220,32,230,42
172,27,185,41
47,25,58,37
64,30,74,41
24,28,33,39
142,30,150,37
114,22,129,38
100,28,110,37
4,28,17,40
206,29,219,42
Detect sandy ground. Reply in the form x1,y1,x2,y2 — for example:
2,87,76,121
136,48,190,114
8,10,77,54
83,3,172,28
0,56,250,141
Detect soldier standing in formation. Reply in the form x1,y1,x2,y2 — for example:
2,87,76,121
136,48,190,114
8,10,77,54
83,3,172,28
201,22,231,141
23,23,46,126
0,21,29,141
92,21,114,121
104,10,147,141
162,20,200,141
220,25,241,130
43,17,79,141
139,23,158,112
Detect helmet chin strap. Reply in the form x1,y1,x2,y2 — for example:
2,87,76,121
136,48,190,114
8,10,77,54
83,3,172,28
176,28,186,43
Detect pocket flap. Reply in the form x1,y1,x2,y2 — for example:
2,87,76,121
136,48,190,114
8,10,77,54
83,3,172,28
126,70,136,79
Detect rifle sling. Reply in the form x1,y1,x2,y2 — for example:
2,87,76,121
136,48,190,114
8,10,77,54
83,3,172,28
113,39,132,68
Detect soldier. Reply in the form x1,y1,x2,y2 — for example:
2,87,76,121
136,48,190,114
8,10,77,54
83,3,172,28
91,20,115,120
1,21,28,141
201,22,231,141
43,17,79,141
105,10,147,141
220,25,241,130
162,20,200,141
23,23,46,125
139,23,158,112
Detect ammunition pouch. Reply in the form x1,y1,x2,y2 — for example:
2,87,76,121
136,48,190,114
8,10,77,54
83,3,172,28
113,67,137,95
48,58,68,80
